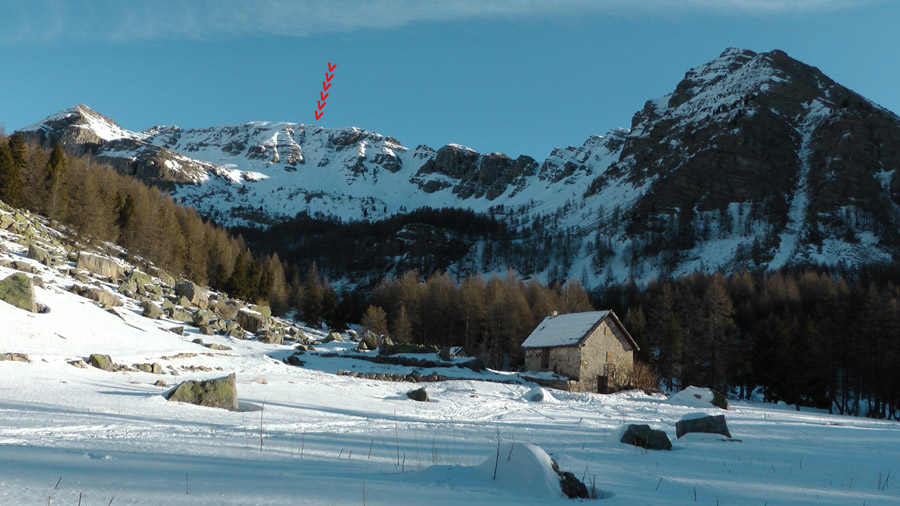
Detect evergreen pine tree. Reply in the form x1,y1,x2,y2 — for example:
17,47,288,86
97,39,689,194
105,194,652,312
0,140,24,207
45,142,68,220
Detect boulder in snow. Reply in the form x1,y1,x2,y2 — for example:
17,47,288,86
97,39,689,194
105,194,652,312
0,352,31,363
76,252,120,279
407,387,429,402
0,272,38,312
166,373,239,411
174,281,209,309
88,353,116,372
26,244,53,266
141,300,163,319
676,413,731,439
237,308,268,333
620,424,672,451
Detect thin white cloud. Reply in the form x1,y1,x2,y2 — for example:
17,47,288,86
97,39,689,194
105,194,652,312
1,0,881,44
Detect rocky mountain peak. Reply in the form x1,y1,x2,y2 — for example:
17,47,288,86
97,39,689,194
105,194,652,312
12,48,900,287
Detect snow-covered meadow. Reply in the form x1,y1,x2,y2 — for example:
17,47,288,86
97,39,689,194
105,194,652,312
1,225,898,505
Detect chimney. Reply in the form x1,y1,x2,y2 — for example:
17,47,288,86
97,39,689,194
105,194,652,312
551,310,558,318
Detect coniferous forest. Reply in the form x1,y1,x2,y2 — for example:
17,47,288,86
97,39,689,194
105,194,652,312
1,135,898,418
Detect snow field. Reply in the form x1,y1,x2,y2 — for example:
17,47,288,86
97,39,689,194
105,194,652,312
1,232,899,505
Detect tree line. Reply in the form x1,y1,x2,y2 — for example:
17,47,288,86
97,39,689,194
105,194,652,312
360,269,594,369
0,135,338,319
603,269,900,419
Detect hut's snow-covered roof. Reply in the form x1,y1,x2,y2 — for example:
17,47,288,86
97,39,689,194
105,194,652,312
521,310,610,348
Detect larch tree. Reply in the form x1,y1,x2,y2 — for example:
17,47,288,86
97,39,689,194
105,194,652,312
391,305,413,343
360,305,388,336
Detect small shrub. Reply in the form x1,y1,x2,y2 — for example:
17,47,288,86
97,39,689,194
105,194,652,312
626,361,660,394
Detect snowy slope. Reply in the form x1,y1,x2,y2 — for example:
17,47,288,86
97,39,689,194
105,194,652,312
2,206,900,505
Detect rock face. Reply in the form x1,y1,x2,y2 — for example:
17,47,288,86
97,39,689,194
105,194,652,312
174,281,209,309
0,273,38,312
620,424,672,451
76,252,120,279
166,373,239,411
676,414,732,439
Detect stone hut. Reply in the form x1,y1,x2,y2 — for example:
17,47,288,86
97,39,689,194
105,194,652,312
521,310,639,393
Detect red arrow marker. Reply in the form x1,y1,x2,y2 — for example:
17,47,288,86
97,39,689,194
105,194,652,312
315,62,335,121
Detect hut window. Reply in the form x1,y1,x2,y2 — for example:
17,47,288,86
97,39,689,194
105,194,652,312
606,351,613,362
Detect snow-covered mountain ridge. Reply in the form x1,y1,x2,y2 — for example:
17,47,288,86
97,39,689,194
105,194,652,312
18,48,900,287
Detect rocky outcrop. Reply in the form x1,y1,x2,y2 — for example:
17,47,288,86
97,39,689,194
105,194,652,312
0,273,38,312
415,144,537,199
166,373,239,411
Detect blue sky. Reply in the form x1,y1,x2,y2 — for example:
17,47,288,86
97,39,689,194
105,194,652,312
1,0,898,159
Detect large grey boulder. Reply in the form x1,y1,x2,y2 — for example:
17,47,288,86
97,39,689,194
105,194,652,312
213,299,240,319
174,281,209,309
27,244,53,266
129,269,154,291
75,252,120,279
0,273,38,312
72,285,121,307
191,309,215,327
165,306,193,323
88,353,116,371
675,414,732,439
257,330,283,345
237,308,267,333
141,300,163,319
166,373,239,411
620,424,672,451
